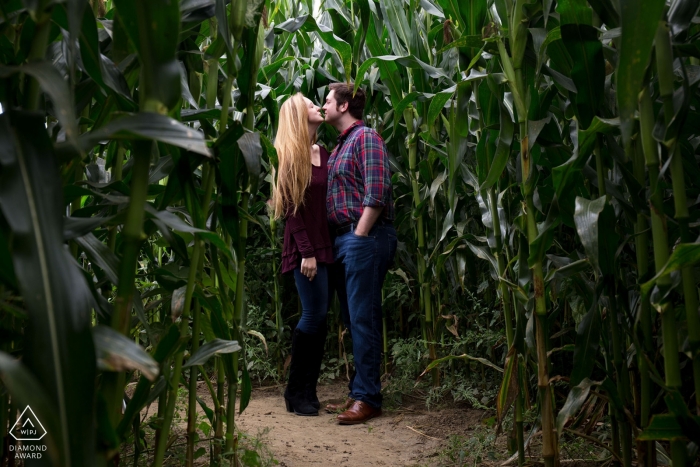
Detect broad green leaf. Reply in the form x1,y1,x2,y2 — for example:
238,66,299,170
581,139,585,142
638,414,700,441
427,86,456,125
420,0,445,17
79,113,212,157
528,202,562,267
552,117,619,198
183,338,241,367
573,196,606,278
197,395,215,425
0,111,97,467
420,353,503,378
114,0,181,110
436,0,465,24
74,233,119,284
668,0,700,35
556,378,594,436
479,100,514,191
438,35,484,53
238,131,263,193
641,243,700,296
616,0,665,144
496,347,518,429
587,0,620,28
364,14,403,107
239,365,252,414
0,62,79,147
53,6,133,100
557,0,605,129
380,0,412,54
355,55,451,81
570,295,601,386
117,324,182,438
145,205,232,260
93,325,159,381
276,15,353,83
215,0,233,56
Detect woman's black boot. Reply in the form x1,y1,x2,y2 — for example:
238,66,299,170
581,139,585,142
305,323,327,410
284,328,318,416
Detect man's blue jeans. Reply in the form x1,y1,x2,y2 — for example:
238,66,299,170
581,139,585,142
332,223,397,409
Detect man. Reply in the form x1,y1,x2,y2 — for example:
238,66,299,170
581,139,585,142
322,83,397,425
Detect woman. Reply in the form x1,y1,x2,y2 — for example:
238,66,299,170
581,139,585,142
272,93,332,416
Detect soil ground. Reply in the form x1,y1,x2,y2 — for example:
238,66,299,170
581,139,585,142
232,382,485,467
126,381,603,466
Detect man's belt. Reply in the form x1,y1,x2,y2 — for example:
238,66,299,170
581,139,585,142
335,219,393,236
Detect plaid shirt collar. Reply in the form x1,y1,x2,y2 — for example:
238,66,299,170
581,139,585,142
336,120,364,145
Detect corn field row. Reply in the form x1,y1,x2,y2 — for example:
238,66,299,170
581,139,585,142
0,0,699,465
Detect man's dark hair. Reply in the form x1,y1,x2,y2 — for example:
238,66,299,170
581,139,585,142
329,82,365,120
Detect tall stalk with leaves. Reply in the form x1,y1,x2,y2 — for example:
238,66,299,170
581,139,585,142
2,0,700,466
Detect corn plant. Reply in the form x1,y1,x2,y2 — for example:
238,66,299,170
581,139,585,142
2,0,700,466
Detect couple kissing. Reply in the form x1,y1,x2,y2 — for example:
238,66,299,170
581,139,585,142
271,83,397,424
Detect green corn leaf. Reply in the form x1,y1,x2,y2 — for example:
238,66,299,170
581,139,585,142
438,35,485,54
238,131,263,193
638,414,700,441
557,0,605,129
276,15,353,83
587,0,620,28
0,62,80,148
78,113,212,157
239,365,253,414
0,111,97,466
420,353,503,378
114,0,181,110
668,0,700,35
197,395,215,425
215,0,233,56
573,196,606,278
361,55,451,80
427,90,455,127
479,100,514,191
641,242,700,296
552,117,618,198
556,378,594,436
380,0,412,54
117,324,183,438
364,14,403,107
496,347,519,431
616,0,665,144
184,338,241,367
436,0,465,24
53,6,133,100
73,232,120,284
570,293,602,386
93,325,159,381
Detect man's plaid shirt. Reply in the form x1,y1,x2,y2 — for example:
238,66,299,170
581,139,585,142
326,121,394,227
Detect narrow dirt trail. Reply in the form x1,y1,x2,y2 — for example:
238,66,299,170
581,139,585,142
233,383,486,467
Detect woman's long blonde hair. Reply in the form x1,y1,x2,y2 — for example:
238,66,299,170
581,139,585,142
272,93,313,219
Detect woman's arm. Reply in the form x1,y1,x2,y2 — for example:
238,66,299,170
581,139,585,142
286,207,318,280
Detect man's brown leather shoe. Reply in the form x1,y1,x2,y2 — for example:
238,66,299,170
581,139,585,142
336,400,381,425
325,397,354,413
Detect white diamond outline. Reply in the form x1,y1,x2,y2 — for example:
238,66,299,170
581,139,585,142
10,406,47,441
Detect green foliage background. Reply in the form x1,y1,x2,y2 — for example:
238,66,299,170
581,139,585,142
1,0,700,466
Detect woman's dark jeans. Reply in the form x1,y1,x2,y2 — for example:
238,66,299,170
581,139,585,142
293,263,329,334
330,223,397,409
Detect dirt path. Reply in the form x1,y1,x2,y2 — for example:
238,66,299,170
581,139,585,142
233,383,486,467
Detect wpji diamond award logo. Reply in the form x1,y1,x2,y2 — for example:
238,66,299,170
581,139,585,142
9,406,48,459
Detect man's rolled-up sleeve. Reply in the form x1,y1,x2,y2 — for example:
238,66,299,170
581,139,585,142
359,130,390,208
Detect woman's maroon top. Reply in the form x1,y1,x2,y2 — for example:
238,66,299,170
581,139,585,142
281,146,334,274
